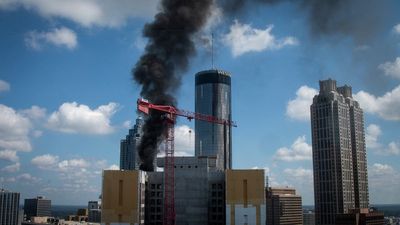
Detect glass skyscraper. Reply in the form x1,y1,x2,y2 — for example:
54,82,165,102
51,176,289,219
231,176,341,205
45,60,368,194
120,117,144,170
310,79,369,225
195,69,232,170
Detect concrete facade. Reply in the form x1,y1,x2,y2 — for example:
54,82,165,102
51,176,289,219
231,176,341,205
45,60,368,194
147,156,225,225
101,170,145,225
266,187,303,225
0,189,20,225
311,79,369,225
225,169,266,225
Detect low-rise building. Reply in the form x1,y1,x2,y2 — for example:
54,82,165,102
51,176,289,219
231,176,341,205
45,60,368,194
336,208,385,225
266,187,302,225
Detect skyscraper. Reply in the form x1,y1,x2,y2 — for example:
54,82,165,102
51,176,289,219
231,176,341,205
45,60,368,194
120,117,144,170
310,79,369,225
195,69,232,170
24,196,51,220
0,189,20,225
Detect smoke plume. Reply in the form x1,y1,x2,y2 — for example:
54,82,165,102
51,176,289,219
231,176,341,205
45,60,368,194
133,0,395,171
220,0,390,45
133,0,213,171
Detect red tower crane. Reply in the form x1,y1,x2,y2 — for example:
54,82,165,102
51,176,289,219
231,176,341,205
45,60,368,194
137,98,236,225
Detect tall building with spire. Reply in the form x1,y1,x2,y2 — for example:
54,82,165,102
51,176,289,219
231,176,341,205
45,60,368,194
120,117,144,170
310,79,369,225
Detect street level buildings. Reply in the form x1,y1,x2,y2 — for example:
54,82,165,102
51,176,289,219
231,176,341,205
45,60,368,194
336,208,384,225
0,189,20,225
24,196,51,220
266,187,302,225
311,79,369,225
304,211,316,225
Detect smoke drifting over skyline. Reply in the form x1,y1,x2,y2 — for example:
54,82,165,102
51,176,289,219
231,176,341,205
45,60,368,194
220,0,391,45
132,0,213,171
133,0,396,171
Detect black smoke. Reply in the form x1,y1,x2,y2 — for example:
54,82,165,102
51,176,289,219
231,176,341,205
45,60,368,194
133,0,213,171
219,0,391,45
133,0,396,171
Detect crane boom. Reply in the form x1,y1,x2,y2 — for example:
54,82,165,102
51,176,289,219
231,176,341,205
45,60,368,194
137,98,237,126
137,98,236,225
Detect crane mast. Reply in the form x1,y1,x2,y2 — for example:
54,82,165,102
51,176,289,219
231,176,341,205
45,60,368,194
137,98,236,225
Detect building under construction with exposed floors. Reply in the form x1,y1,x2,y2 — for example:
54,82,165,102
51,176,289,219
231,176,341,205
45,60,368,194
101,69,267,225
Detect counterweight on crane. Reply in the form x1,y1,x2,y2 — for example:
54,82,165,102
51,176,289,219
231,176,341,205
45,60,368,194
137,98,236,225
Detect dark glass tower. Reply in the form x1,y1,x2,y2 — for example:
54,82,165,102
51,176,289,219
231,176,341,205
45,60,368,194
195,69,232,170
120,117,144,170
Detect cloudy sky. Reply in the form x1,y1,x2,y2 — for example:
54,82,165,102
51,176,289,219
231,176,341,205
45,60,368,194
0,0,399,205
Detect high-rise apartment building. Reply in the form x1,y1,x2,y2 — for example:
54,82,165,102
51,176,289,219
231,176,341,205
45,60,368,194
266,187,303,225
195,70,232,170
0,189,20,225
24,196,51,220
120,117,144,170
311,79,369,225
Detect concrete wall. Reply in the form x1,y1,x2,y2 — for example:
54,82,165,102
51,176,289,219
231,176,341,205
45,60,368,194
101,170,145,225
225,169,266,225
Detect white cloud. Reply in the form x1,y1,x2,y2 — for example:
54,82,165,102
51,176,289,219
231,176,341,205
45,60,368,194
370,163,394,175
0,0,159,28
394,24,400,35
378,57,400,79
0,150,19,162
369,163,400,203
365,124,382,149
20,105,46,120
0,104,32,152
387,142,400,155
25,27,78,50
0,80,10,92
1,162,20,172
274,136,312,161
17,173,40,182
47,102,118,135
31,154,59,169
283,167,313,180
122,120,132,129
223,20,298,57
174,125,194,156
365,124,400,155
354,85,400,121
107,164,119,170
58,158,89,172
286,86,318,121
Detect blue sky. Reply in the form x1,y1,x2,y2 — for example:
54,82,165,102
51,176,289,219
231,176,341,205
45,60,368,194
0,0,399,205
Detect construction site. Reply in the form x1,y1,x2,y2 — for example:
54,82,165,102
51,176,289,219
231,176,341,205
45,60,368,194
101,69,267,225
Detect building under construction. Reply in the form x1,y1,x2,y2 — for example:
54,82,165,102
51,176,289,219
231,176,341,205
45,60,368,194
101,70,266,225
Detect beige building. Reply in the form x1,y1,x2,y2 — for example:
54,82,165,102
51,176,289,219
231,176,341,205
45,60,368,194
101,170,145,225
266,187,303,225
225,169,266,225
